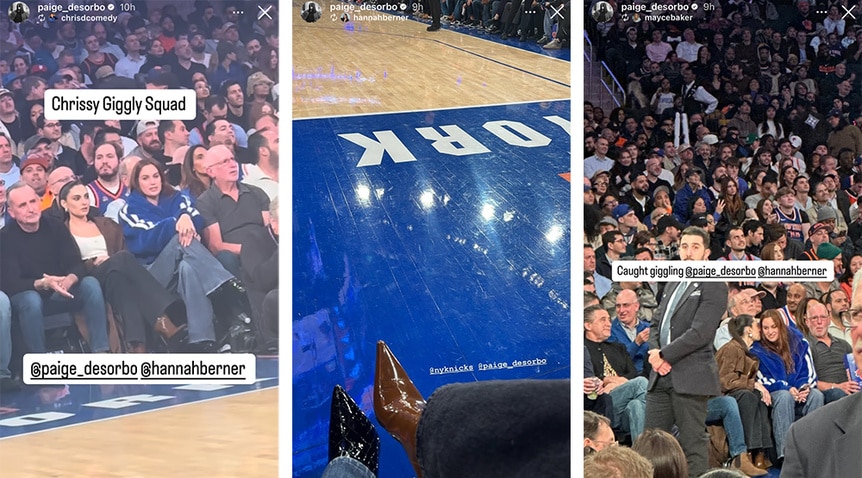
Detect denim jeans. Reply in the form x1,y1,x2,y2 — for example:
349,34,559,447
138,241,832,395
609,376,647,441
706,395,747,458
822,387,847,404
321,457,376,478
10,276,110,353
0,292,12,379
770,388,824,458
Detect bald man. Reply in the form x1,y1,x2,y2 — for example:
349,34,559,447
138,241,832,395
608,289,651,374
195,145,270,277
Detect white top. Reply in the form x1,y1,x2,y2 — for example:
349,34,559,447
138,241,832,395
241,164,278,200
73,233,108,260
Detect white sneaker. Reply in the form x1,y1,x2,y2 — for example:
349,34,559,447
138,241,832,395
543,38,562,50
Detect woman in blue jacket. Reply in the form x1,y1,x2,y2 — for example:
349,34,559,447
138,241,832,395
752,308,824,463
118,158,234,353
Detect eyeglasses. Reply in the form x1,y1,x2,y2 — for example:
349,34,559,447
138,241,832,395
43,122,61,128
806,315,830,323
840,309,862,326
592,439,618,447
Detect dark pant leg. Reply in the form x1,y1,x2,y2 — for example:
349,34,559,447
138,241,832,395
729,389,769,450
417,379,570,478
672,390,710,478
262,289,278,337
428,0,441,25
644,374,676,433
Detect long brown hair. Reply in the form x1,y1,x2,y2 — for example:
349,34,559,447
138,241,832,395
719,176,744,218
759,309,794,373
130,158,176,199
632,428,688,478
180,144,209,199
727,314,759,362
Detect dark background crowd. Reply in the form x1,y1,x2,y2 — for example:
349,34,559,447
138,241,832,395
0,0,280,391
583,0,862,476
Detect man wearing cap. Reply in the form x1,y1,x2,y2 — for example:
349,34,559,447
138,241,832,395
827,109,862,158
807,184,847,235
0,182,110,356
18,152,53,210
714,287,766,350
654,215,683,261
196,145,270,277
777,138,806,175
129,120,162,163
613,204,645,246
673,168,712,223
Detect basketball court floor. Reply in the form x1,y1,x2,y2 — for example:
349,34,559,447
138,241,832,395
0,358,278,476
293,3,571,476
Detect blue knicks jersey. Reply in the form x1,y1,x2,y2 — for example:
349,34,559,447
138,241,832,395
87,180,126,215
776,206,804,242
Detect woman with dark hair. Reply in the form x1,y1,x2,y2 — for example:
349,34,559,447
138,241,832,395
778,165,798,190
59,181,186,352
631,428,688,478
716,176,747,235
118,158,235,353
752,308,824,464
838,253,862,299
716,315,772,475
180,144,210,202
754,198,779,225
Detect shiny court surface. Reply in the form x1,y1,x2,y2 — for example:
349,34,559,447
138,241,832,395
0,358,278,477
294,4,571,476
293,101,571,477
293,1,571,119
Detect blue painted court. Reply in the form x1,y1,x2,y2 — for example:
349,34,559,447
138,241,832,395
292,100,571,477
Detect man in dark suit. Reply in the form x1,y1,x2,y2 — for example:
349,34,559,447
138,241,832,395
780,303,862,477
645,226,728,477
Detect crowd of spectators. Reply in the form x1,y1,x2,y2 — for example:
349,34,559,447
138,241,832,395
0,0,280,392
584,0,862,475
413,0,570,49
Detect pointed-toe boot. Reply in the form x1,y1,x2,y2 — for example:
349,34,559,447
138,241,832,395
329,384,380,476
373,341,426,477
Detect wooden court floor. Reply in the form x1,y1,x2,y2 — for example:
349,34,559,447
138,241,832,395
293,0,571,118
0,389,277,477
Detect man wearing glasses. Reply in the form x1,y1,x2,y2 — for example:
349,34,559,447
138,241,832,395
608,289,651,375
805,300,858,405
782,301,862,477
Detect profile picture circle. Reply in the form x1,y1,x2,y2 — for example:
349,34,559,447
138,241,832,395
8,2,30,23
301,1,322,23
591,1,613,23
340,12,350,22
